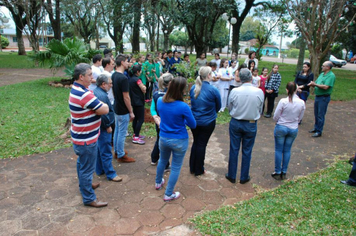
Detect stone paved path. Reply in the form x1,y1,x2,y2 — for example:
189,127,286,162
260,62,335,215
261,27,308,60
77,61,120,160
1,97,355,235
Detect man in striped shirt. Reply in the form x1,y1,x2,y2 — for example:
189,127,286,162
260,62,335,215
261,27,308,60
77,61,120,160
69,63,109,208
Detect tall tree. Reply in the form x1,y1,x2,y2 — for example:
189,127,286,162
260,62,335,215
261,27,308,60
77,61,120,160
142,0,158,52
43,0,61,40
131,0,141,53
286,0,356,77
159,0,177,51
1,0,27,55
229,0,272,55
176,0,234,58
98,0,131,53
23,0,44,52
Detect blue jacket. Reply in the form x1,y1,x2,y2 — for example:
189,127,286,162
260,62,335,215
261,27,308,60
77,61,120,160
190,81,221,126
93,86,115,129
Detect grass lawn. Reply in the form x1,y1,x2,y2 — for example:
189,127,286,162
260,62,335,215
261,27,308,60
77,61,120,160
191,158,356,235
0,51,44,69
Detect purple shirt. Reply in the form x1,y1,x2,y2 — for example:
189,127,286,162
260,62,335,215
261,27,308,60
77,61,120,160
273,94,305,129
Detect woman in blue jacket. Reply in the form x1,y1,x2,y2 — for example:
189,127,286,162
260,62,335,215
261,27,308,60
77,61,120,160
155,77,196,202
189,66,221,176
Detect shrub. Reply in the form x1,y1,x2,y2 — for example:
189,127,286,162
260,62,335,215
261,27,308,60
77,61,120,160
1,35,9,49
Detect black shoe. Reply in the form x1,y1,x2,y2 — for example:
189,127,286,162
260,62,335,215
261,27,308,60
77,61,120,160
240,176,251,184
225,173,236,183
281,172,287,180
340,180,356,187
264,114,271,118
271,172,281,180
309,129,317,133
312,132,322,137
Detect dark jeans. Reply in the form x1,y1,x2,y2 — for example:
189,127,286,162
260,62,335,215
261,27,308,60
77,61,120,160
151,124,170,168
266,92,278,115
348,154,356,184
189,120,216,176
132,106,144,137
145,81,152,100
227,118,257,181
314,95,330,134
297,91,309,102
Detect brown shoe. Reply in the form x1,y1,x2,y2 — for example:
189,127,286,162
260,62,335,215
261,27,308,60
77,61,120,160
85,199,108,208
112,176,123,182
117,155,135,163
92,182,100,189
113,151,128,160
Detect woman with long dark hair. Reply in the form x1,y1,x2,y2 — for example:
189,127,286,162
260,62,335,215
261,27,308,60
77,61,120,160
128,64,146,145
294,62,314,102
189,66,221,176
155,77,196,202
271,82,305,180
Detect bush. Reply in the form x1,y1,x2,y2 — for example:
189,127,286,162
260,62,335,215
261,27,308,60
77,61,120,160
244,48,249,54
284,48,310,59
1,36,9,49
331,44,343,59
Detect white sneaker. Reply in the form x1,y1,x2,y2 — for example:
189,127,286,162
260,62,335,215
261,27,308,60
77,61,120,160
163,192,180,202
155,178,165,190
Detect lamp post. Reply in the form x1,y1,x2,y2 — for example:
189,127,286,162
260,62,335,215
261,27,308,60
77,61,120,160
222,13,237,58
0,12,10,52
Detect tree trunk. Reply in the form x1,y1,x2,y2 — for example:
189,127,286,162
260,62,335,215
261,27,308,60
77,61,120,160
296,37,306,74
156,16,160,51
16,27,26,55
310,53,321,79
163,33,169,51
132,0,141,53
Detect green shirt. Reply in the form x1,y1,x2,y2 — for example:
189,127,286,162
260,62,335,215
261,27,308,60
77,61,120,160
134,62,147,84
314,70,335,96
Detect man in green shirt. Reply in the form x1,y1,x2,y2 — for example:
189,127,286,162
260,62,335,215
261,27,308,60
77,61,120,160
307,61,336,138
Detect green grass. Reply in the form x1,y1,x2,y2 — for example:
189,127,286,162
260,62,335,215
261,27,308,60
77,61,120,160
0,51,48,69
191,159,356,235
0,78,71,158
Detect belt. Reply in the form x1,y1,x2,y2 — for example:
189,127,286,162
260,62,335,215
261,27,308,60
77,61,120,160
236,119,256,123
316,94,330,97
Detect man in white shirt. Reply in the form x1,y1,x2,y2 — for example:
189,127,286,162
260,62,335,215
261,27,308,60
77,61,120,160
101,57,115,104
89,54,103,91
225,68,264,184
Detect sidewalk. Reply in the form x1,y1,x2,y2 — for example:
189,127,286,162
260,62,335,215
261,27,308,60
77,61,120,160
0,99,355,235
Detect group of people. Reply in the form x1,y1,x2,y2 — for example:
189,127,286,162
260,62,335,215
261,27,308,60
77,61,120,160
69,48,338,207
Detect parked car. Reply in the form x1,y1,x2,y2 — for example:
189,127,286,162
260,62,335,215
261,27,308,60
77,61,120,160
329,55,347,67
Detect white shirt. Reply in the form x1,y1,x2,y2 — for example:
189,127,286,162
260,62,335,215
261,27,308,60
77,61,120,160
211,59,221,69
228,83,264,120
244,58,258,68
218,67,233,89
89,65,103,91
102,70,114,105
273,94,305,129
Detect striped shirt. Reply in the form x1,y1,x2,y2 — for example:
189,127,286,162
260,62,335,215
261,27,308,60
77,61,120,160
69,82,103,145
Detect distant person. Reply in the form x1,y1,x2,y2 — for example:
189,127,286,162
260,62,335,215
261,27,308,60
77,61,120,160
211,53,221,69
208,62,220,90
218,58,233,112
94,75,123,182
89,54,103,91
295,62,314,102
101,57,115,104
225,68,264,184
189,66,221,176
69,63,109,207
251,67,260,88
244,51,259,68
169,51,181,74
308,61,336,138
259,67,268,114
341,152,356,187
248,59,256,73
195,53,208,72
112,55,136,162
271,82,305,180
264,64,281,118
155,77,196,202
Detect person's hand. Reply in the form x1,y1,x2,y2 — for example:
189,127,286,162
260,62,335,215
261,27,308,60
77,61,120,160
153,115,161,128
106,126,112,133
297,89,302,93
129,112,135,120
308,81,315,87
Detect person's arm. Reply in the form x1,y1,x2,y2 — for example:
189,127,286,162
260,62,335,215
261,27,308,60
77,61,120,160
123,92,134,119
150,100,157,116
304,73,314,87
273,74,282,92
308,81,330,90
273,100,283,122
183,105,196,129
138,79,146,93
95,103,109,115
298,102,306,123
214,88,222,112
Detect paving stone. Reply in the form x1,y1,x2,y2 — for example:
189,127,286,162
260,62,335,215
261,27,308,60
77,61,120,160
38,222,69,236
45,189,68,200
182,211,197,222
5,170,27,182
181,198,206,212
159,218,183,231
13,230,38,236
121,190,145,203
93,208,120,226
0,191,6,201
197,180,221,191
0,197,19,210
0,220,22,236
160,204,186,219
116,203,141,218
114,218,141,235
220,187,243,199
134,225,161,236
21,211,50,230
136,210,164,226
222,198,240,206
202,191,224,205
19,191,45,206
49,207,75,224
140,196,165,210
7,186,31,198
178,185,204,199
88,225,117,236
125,179,148,191
67,215,95,233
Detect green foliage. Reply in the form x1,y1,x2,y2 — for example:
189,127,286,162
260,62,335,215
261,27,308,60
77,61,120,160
209,19,229,49
169,30,190,47
31,37,93,77
0,52,40,69
283,49,310,59
175,61,197,80
1,35,9,49
239,16,262,41
331,44,343,59
192,159,356,235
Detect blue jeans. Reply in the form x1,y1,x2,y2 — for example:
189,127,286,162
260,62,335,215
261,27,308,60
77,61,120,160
96,129,117,180
114,113,129,158
297,91,309,102
73,142,97,204
314,95,330,134
228,119,257,181
274,124,298,174
156,137,188,196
